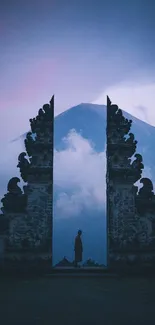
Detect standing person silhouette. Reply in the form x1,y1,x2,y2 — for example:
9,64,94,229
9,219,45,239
74,230,83,268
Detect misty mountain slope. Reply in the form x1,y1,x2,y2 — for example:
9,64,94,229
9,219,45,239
20,102,155,165
54,103,106,152
54,103,155,148
54,103,155,175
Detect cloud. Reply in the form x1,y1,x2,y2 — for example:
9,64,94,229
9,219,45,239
1,128,155,220
0,130,106,216
93,81,155,126
54,130,106,218
53,130,155,219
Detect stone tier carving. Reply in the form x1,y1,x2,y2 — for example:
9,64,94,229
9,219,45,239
107,97,144,184
1,177,27,213
17,152,30,182
136,178,155,222
106,96,155,268
0,96,54,270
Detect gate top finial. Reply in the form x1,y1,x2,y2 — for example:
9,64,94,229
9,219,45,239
50,95,54,106
107,96,111,107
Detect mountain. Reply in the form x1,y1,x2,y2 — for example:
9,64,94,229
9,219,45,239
2,103,155,266
54,103,155,165
53,103,155,266
54,103,107,152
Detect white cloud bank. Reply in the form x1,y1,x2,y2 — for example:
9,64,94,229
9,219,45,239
93,81,155,126
0,130,155,220
54,130,106,218
0,131,106,217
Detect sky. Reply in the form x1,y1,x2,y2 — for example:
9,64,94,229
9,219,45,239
1,0,155,262
1,0,155,143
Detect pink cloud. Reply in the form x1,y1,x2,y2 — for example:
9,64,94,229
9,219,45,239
6,58,59,102
0,57,62,140
0,57,60,112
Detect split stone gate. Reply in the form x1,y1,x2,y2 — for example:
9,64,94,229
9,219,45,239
0,95,155,271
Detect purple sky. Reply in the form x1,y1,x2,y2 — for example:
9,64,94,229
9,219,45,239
1,0,155,262
1,0,155,142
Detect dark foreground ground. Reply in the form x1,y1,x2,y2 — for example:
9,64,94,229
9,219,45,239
0,275,155,325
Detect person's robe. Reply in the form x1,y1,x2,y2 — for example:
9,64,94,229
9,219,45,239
74,235,83,262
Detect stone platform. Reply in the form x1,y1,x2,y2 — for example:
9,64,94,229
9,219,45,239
46,266,118,277
1,275,155,325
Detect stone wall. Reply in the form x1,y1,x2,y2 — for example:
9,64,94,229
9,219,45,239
106,96,155,269
0,97,54,270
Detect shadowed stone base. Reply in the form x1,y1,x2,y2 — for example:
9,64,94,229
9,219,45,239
0,252,52,276
109,249,155,274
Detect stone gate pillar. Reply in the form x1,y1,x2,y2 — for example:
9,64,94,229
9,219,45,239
0,96,54,271
106,96,144,268
25,96,54,267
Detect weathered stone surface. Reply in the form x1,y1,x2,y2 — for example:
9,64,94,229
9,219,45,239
0,96,54,270
1,177,27,214
106,96,155,269
1,93,155,273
